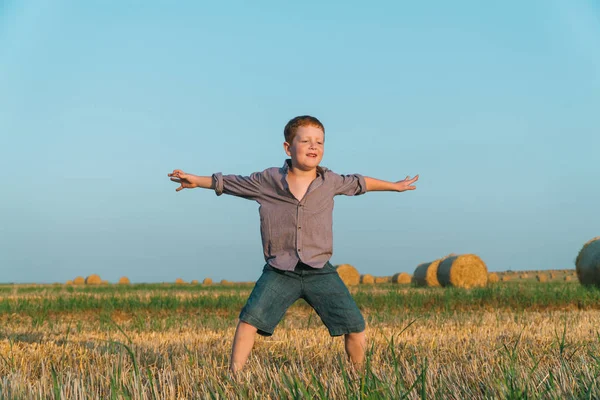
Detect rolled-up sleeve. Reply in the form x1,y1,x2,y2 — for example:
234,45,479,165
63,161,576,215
211,172,264,200
333,173,367,196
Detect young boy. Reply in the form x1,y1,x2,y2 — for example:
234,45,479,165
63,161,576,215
168,115,418,373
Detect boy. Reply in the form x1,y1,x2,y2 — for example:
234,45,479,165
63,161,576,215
168,115,418,373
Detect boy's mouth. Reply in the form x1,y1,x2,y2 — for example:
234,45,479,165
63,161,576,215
306,153,318,158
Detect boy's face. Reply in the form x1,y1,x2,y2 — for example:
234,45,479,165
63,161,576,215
284,125,325,171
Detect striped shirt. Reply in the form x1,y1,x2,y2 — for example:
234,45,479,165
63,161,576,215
212,159,366,271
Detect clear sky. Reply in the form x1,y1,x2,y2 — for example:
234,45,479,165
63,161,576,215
1,1,599,284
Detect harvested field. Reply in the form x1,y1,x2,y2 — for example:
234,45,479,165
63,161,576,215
1,278,599,398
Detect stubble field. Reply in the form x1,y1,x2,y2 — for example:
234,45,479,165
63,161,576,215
1,279,600,399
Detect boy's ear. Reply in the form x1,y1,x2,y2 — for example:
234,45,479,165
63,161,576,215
283,141,292,157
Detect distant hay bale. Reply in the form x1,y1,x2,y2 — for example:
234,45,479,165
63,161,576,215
73,276,85,285
118,277,130,285
488,273,500,283
191,279,199,285
550,272,557,280
101,280,109,285
437,254,488,289
335,264,360,286
564,275,574,282
391,272,411,284
220,279,233,285
175,278,186,285
412,261,442,287
85,274,102,285
203,278,213,285
575,237,600,287
536,273,548,283
501,275,511,282
360,274,375,284
374,277,389,284
520,273,529,279
65,280,73,285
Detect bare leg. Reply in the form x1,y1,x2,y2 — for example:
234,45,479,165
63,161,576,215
229,320,258,373
344,331,366,368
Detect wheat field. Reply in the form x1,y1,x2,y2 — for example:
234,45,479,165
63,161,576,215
1,280,599,399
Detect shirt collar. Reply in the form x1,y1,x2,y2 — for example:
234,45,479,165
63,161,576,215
282,159,326,177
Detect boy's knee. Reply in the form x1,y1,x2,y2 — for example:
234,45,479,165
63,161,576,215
345,330,365,340
238,320,258,333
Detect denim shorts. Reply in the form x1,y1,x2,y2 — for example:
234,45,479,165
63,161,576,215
239,261,365,337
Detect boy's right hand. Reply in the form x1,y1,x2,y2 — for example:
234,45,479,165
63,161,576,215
168,169,199,192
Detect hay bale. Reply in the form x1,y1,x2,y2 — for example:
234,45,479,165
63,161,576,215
536,273,548,283
501,275,511,282
412,260,442,287
550,272,557,280
202,278,213,285
220,279,233,285
564,275,573,282
85,274,102,285
520,273,529,279
374,277,389,284
488,273,500,283
118,276,130,285
391,272,411,284
191,279,199,285
175,278,186,285
437,254,488,289
73,276,85,285
360,274,374,284
65,280,73,285
575,237,600,286
335,264,360,286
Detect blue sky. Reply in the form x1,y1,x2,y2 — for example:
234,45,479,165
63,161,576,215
1,1,599,283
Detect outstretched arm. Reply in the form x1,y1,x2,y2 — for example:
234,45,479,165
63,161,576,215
168,170,213,192
364,175,419,192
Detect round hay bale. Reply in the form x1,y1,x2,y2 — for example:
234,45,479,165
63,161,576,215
335,264,360,286
437,254,488,289
412,261,441,287
220,279,233,285
536,273,548,283
85,274,102,285
550,272,557,280
391,272,411,284
65,280,73,285
191,279,199,285
73,276,85,285
488,273,500,283
118,276,130,285
360,274,374,284
575,237,600,287
175,278,186,285
564,275,574,282
374,276,389,284
520,273,529,279
501,275,511,282
101,280,109,285
202,278,213,285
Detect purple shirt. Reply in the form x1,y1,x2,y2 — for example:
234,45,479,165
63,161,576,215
212,159,366,271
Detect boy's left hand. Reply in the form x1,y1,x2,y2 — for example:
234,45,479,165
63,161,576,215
395,175,419,192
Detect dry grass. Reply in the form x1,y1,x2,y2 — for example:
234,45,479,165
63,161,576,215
1,307,599,398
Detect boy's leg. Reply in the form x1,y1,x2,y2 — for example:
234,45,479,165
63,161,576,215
230,320,258,373
302,262,367,366
230,264,302,373
344,331,366,367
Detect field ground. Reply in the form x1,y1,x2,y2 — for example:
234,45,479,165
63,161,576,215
1,280,599,399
